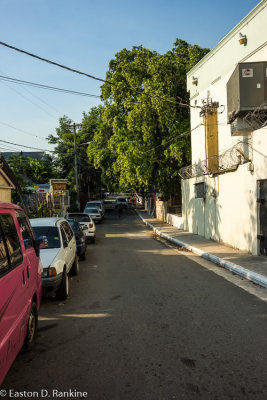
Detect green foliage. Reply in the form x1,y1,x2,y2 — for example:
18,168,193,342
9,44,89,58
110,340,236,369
8,153,56,186
8,154,28,187
25,155,56,184
47,115,76,183
87,39,209,198
48,109,105,196
47,39,209,199
34,202,50,218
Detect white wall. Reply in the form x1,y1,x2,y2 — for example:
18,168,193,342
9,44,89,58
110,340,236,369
183,127,267,254
182,0,267,254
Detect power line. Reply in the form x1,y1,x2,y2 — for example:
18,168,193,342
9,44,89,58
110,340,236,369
0,144,21,151
0,40,194,109
0,138,54,152
0,120,48,140
0,74,101,99
0,67,63,116
0,40,108,84
0,79,58,119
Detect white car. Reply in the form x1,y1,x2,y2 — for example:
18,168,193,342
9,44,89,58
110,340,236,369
84,207,103,223
30,217,78,300
86,200,105,215
67,212,96,243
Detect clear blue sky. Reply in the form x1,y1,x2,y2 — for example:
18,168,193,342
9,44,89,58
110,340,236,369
0,0,260,154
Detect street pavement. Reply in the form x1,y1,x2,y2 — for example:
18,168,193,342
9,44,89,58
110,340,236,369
137,210,267,289
2,210,267,399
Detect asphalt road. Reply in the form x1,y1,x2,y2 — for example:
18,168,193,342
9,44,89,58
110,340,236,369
2,210,267,399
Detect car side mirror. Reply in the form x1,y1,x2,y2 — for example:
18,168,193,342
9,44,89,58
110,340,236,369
33,239,40,257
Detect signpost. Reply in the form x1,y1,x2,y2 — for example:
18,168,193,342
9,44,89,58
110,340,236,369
50,179,69,216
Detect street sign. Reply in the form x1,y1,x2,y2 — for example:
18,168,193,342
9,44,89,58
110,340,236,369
52,182,67,191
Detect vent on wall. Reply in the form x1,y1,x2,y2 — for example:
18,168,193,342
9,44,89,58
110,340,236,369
194,182,206,198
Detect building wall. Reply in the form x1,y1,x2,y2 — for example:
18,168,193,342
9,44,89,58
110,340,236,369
156,199,167,221
182,127,267,254
182,0,267,254
0,175,12,202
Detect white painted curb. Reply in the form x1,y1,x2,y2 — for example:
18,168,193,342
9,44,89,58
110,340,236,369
137,211,267,289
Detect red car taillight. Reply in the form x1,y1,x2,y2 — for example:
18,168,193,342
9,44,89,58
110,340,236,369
89,223,93,228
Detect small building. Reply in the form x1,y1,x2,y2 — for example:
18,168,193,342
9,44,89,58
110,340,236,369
2,151,45,161
0,153,20,202
180,0,267,255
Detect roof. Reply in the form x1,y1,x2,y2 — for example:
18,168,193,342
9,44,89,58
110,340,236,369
30,217,64,227
0,201,22,210
2,151,45,161
0,153,21,190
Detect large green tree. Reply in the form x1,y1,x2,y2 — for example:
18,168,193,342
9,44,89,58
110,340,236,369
8,153,56,185
87,39,209,198
47,115,76,183
48,109,104,195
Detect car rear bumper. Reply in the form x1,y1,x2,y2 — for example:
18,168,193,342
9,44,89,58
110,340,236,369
84,231,96,237
42,273,63,291
92,216,102,222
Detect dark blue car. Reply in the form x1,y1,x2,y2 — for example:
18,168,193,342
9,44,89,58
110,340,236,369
67,218,87,260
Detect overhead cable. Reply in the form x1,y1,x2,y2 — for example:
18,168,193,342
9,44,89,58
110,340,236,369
0,40,194,109
0,138,54,152
0,40,108,84
0,121,48,140
0,74,101,98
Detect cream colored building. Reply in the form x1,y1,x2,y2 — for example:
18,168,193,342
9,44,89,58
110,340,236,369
181,0,267,255
0,154,19,203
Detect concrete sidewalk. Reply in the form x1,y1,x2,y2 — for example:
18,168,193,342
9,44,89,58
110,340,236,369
136,210,267,289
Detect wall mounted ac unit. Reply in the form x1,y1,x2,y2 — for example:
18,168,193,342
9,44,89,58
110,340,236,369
227,62,267,134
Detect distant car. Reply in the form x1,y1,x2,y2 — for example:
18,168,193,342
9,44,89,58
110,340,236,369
30,217,78,300
85,200,105,216
116,197,128,209
84,207,103,223
67,218,87,260
67,212,96,243
104,199,116,210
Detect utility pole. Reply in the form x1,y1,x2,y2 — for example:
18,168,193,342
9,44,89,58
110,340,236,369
68,123,81,210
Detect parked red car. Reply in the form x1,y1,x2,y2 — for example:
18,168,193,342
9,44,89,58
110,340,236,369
0,202,42,384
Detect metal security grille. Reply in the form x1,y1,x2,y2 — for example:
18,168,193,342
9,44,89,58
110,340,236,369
179,141,251,180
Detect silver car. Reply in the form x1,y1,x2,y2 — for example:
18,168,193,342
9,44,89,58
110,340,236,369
68,212,96,243
84,207,103,223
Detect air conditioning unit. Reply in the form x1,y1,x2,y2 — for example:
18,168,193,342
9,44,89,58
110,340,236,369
227,62,267,134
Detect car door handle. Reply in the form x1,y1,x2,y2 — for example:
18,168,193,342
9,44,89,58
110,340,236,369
22,270,25,284
26,265,30,279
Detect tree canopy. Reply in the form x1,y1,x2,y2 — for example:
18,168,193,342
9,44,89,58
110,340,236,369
86,39,209,198
8,153,56,185
47,39,209,200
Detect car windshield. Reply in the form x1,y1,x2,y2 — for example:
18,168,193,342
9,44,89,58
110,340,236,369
69,214,91,223
67,219,80,233
32,226,61,249
84,208,99,214
87,202,101,208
